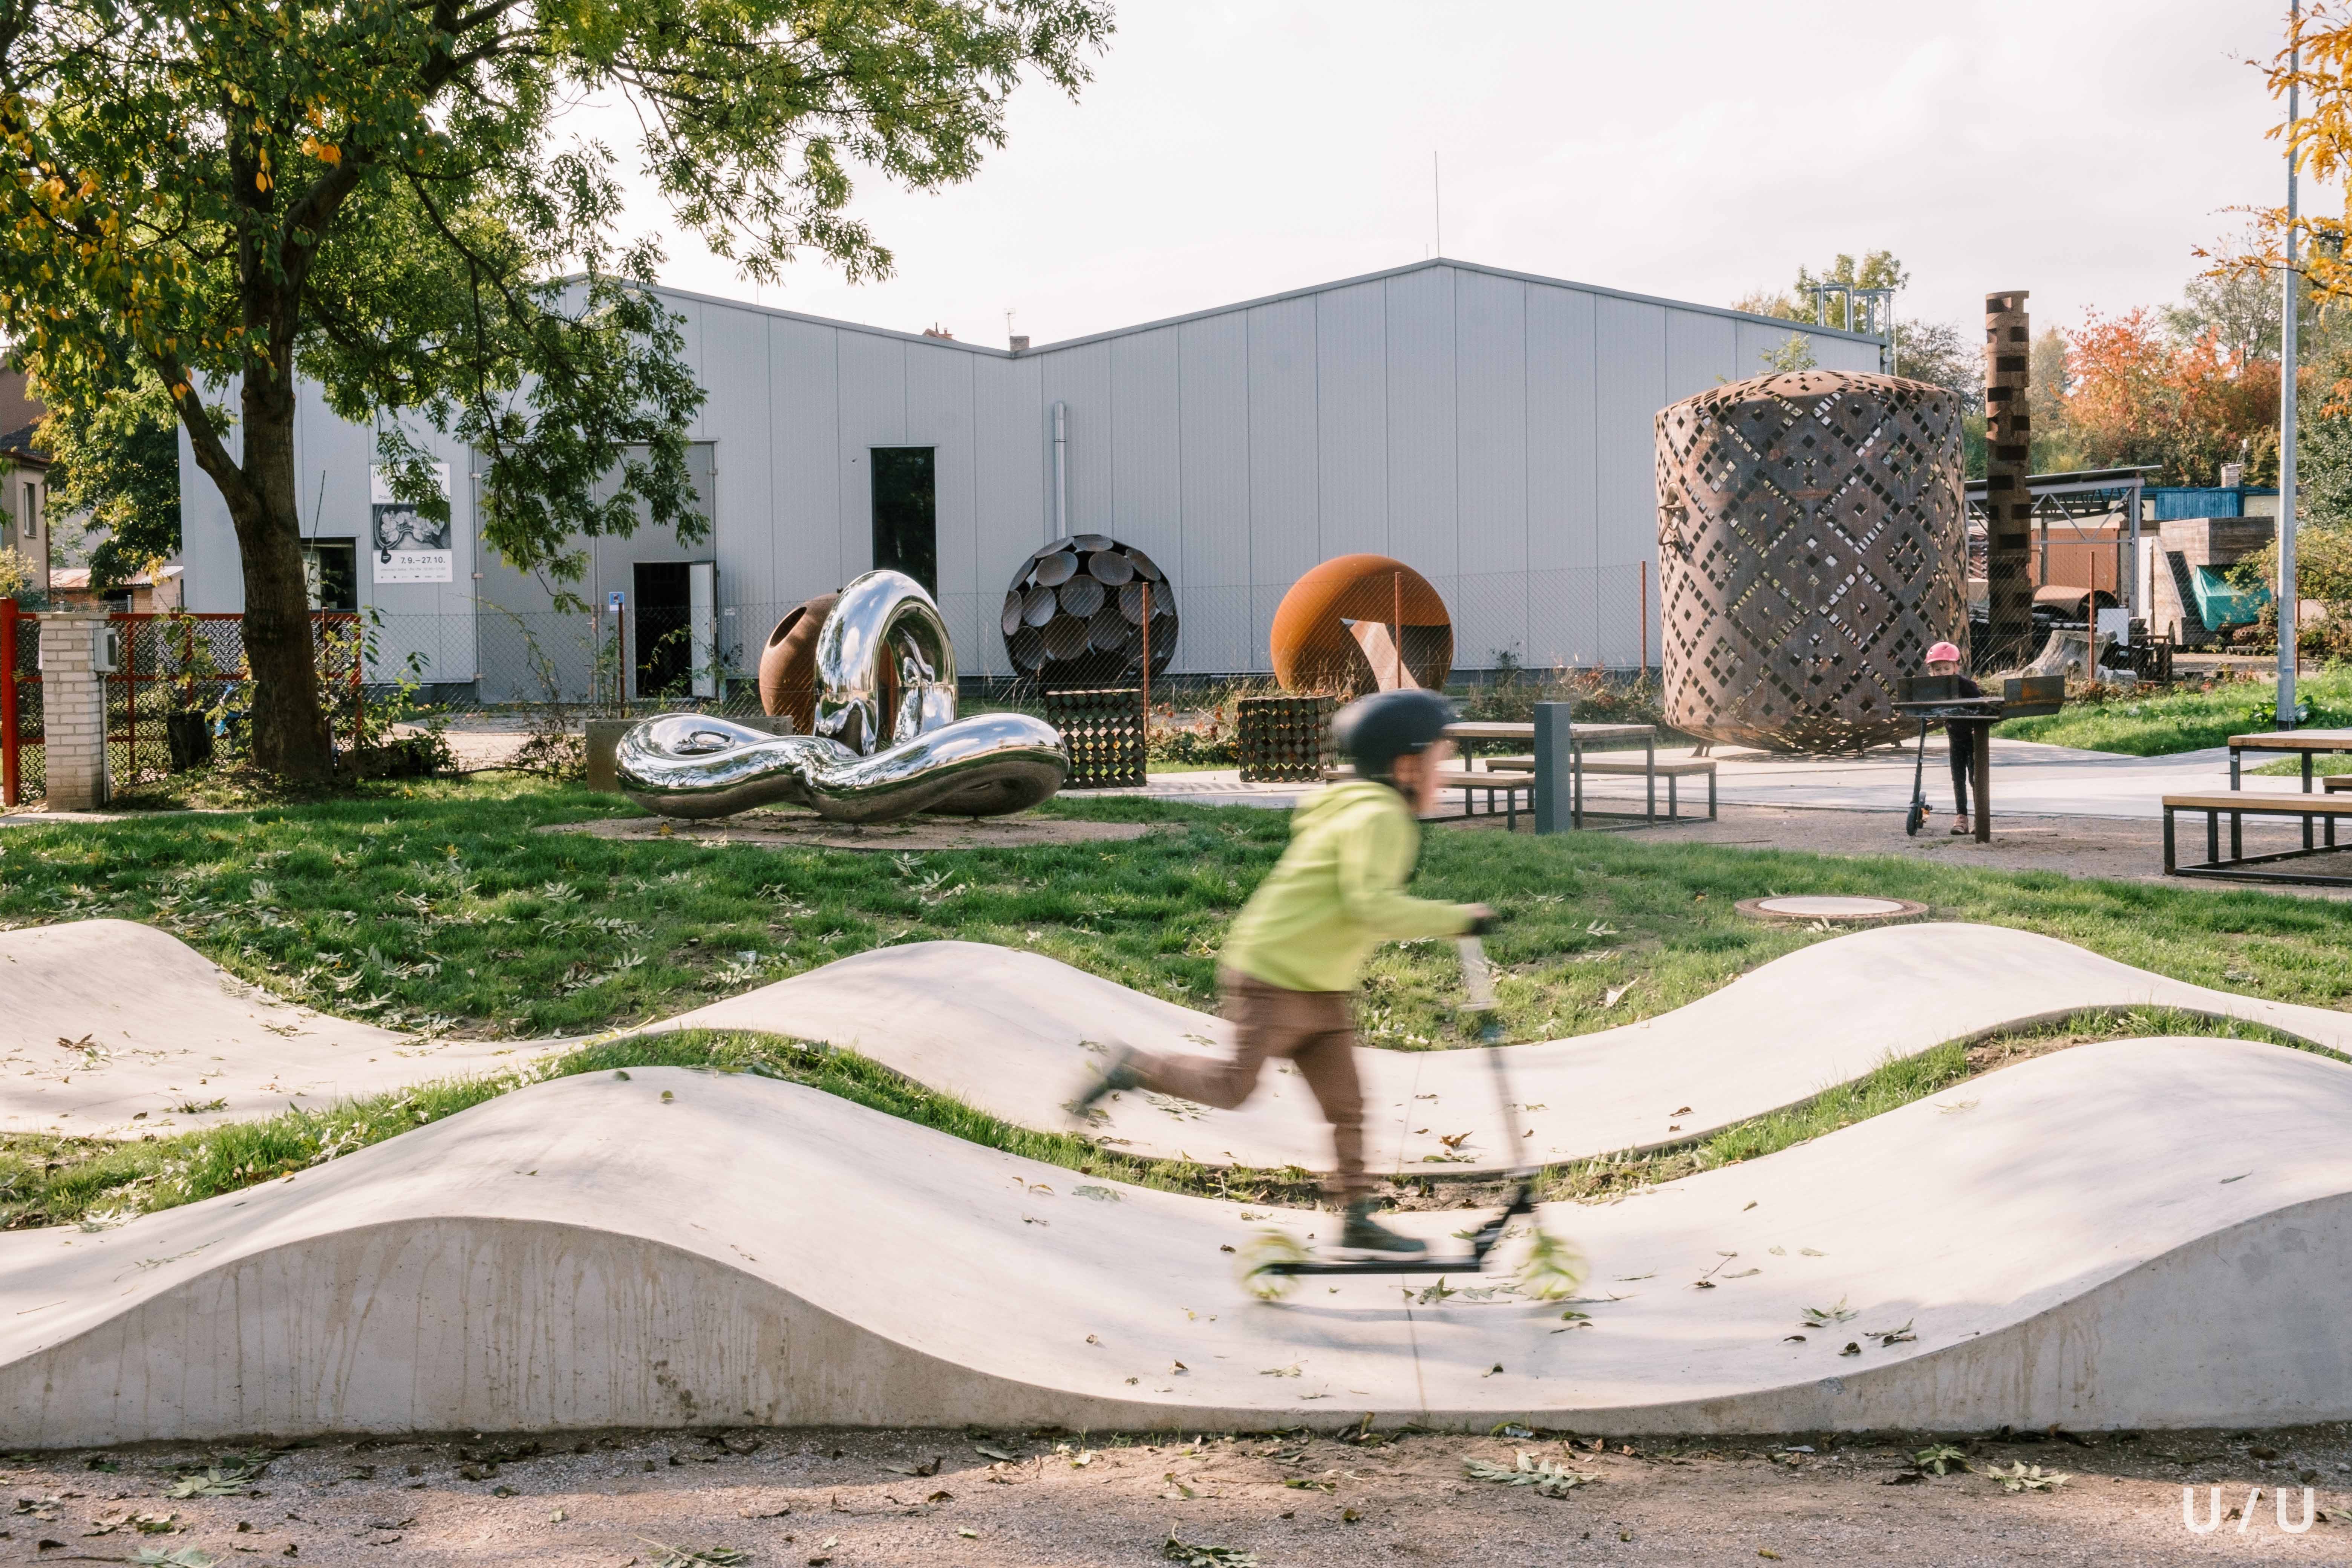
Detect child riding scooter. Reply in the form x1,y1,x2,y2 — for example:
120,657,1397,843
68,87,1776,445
1070,689,1493,1254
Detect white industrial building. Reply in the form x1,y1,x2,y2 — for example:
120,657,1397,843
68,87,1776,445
178,257,1883,698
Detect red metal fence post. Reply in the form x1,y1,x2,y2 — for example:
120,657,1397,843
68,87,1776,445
120,613,135,782
1,597,17,807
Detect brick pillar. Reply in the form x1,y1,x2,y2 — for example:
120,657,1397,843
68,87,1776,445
1983,291,2035,669
38,612,110,810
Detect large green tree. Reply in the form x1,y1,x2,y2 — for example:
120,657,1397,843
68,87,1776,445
0,0,1112,778
33,359,183,591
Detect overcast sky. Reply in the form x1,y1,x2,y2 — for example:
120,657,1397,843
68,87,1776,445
622,1,2314,352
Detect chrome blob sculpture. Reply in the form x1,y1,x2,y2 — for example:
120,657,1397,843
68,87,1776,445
618,570,1069,822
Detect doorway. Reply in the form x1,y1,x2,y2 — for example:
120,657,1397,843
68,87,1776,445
631,561,718,700
871,447,937,596
633,561,691,697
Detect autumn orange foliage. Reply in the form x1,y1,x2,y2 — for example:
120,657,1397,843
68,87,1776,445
2063,309,2282,485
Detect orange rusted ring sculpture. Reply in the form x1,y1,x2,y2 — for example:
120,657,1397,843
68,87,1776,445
756,591,839,734
1269,553,1453,695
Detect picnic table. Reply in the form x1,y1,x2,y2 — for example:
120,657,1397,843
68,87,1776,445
2227,727,2352,793
2190,727,2352,868
1441,719,1666,828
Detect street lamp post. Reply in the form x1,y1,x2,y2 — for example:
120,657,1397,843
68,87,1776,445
2281,0,2303,729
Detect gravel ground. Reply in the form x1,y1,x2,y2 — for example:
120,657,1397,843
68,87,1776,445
9,1423,2352,1566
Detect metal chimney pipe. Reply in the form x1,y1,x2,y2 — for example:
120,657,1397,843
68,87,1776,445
1051,400,1069,540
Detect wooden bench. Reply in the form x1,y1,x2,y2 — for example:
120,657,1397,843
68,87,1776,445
1480,753,1718,824
1434,767,1535,828
2163,792,2352,885
2324,775,2352,794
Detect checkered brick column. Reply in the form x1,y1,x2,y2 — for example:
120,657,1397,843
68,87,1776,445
1983,291,2035,669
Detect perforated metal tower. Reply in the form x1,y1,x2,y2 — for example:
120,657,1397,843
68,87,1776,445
1654,369,1968,752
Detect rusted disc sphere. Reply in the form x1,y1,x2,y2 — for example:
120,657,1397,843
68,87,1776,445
1269,554,1452,695
758,591,840,732
1001,536,1177,684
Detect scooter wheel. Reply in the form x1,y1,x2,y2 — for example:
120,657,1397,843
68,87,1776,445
1905,802,1927,837
1236,1229,1308,1301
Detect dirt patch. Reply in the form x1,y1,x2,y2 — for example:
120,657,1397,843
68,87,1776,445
11,1423,2350,1565
540,811,1171,853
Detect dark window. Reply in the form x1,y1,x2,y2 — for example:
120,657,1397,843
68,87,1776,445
303,539,357,611
871,447,937,596
633,560,692,697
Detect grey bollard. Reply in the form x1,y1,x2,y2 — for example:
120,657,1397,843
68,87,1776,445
584,713,794,792
1533,701,1576,834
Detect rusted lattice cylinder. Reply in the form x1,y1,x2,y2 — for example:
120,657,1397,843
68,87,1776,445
1982,291,2035,668
1654,369,1967,752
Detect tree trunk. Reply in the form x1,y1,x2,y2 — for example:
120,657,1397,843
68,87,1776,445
227,368,335,781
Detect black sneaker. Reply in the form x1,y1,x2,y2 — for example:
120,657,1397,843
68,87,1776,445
1339,1201,1428,1256
1066,1044,1141,1118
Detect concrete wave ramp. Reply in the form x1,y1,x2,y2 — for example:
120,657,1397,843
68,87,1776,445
667,924,2352,1174
0,920,563,1138
4,1037,2350,1443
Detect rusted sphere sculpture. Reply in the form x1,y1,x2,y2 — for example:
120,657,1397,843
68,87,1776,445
1269,553,1453,696
757,591,839,733
1000,534,1177,686
1654,369,1966,752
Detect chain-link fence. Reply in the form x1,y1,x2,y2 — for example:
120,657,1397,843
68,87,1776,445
105,613,364,791
366,564,1663,720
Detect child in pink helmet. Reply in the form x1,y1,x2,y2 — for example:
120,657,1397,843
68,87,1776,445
1926,641,1987,835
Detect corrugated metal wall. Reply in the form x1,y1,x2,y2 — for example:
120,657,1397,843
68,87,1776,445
180,259,1882,683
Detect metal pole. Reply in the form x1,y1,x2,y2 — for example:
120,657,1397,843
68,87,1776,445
1639,560,1649,675
2280,0,2303,728
1392,571,1402,689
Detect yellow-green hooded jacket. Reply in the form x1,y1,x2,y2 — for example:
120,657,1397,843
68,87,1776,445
1220,779,1479,994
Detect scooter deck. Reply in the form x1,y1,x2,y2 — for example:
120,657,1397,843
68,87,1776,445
1258,1254,1492,1277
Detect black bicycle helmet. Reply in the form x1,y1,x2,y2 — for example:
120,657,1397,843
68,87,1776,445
1332,689,1455,781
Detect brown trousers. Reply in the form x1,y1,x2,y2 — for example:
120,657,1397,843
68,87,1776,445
1126,968,1369,1202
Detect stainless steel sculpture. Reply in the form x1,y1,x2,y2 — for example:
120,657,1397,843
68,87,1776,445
1654,369,1967,752
619,570,1068,821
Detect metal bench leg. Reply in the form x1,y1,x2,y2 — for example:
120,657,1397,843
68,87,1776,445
1667,773,1678,822
1708,769,1717,820
2231,811,2243,861
1646,738,1656,826
1507,790,1517,831
2164,805,2176,874
2208,810,2219,865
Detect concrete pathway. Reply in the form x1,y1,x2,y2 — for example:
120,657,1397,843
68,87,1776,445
0,919,570,1138
16,916,2347,1182
1114,739,2307,822
668,925,2352,1174
6,1037,2350,1441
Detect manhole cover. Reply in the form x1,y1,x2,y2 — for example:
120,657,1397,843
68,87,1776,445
1735,894,1928,924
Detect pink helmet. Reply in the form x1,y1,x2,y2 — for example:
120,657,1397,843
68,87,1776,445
1925,641,1962,664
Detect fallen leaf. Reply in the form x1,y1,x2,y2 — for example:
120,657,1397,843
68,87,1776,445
1461,1452,1597,1497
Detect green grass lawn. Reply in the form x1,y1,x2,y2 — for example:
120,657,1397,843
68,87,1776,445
8,777,2352,1055
1994,666,2352,755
